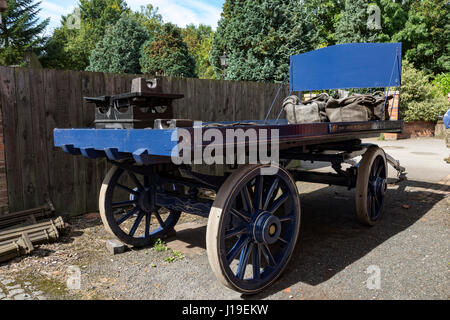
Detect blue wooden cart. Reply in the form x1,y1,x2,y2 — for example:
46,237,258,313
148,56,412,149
54,43,405,294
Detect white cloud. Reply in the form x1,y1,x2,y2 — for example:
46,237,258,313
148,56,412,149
127,0,222,29
39,1,75,34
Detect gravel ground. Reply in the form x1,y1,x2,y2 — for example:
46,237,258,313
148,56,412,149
0,138,448,300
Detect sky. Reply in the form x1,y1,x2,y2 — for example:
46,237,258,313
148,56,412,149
38,0,225,35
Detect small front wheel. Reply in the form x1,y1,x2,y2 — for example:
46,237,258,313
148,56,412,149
206,164,301,294
99,164,181,247
355,146,388,226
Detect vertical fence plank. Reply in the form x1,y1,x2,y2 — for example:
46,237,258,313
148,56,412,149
29,68,50,207
0,67,22,212
81,71,98,212
69,70,86,214
15,68,39,210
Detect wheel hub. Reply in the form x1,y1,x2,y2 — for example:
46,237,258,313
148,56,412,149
130,187,155,213
252,212,281,244
372,177,387,197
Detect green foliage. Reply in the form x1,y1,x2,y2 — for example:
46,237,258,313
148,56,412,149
374,0,409,42
40,0,128,70
432,73,450,97
140,23,196,78
400,61,448,122
182,24,215,79
335,0,380,44
0,0,49,66
152,239,169,252
131,4,163,37
210,0,320,82
308,0,345,46
164,250,184,263
86,14,149,74
393,0,449,74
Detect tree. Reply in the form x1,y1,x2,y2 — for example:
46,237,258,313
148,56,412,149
0,0,49,66
400,60,448,122
140,23,196,78
86,14,149,74
393,0,449,74
335,0,380,44
181,24,215,79
374,0,409,42
307,0,345,46
131,4,163,37
40,0,128,70
210,0,319,82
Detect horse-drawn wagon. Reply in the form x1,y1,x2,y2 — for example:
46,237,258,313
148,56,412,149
54,43,405,294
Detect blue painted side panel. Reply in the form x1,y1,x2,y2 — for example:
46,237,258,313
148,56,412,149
290,43,402,91
54,128,178,159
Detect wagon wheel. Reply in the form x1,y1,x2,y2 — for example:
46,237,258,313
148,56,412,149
355,146,388,226
99,165,181,247
206,164,301,294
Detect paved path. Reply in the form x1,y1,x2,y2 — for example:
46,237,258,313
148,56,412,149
0,275,47,300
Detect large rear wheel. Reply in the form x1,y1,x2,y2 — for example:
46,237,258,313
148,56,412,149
206,164,301,294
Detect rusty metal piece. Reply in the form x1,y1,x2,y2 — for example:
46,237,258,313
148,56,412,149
131,77,162,93
0,205,54,230
0,217,64,250
0,217,65,241
0,217,65,263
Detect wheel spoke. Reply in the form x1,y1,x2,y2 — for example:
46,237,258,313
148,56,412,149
116,183,139,195
278,237,288,245
279,215,294,223
129,211,144,237
375,161,384,178
263,177,279,210
268,192,288,214
117,207,138,225
236,242,253,280
144,212,152,237
153,211,166,228
112,200,136,208
253,176,263,210
261,244,276,267
128,171,144,191
225,225,248,239
240,186,254,214
230,208,251,223
252,245,261,279
226,235,249,264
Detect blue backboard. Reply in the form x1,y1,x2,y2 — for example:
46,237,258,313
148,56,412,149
289,43,402,92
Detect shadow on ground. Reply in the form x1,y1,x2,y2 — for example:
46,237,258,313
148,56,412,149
247,178,448,299
148,178,448,299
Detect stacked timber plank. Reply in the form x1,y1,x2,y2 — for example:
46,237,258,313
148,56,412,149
0,204,67,263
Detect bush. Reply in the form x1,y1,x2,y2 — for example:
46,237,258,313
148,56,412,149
432,73,450,97
400,61,449,122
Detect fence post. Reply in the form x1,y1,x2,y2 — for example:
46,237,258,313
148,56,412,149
384,90,400,140
0,100,9,215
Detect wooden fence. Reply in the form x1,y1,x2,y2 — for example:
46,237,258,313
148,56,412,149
0,67,289,216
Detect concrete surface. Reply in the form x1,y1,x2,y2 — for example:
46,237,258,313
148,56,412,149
368,137,449,182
